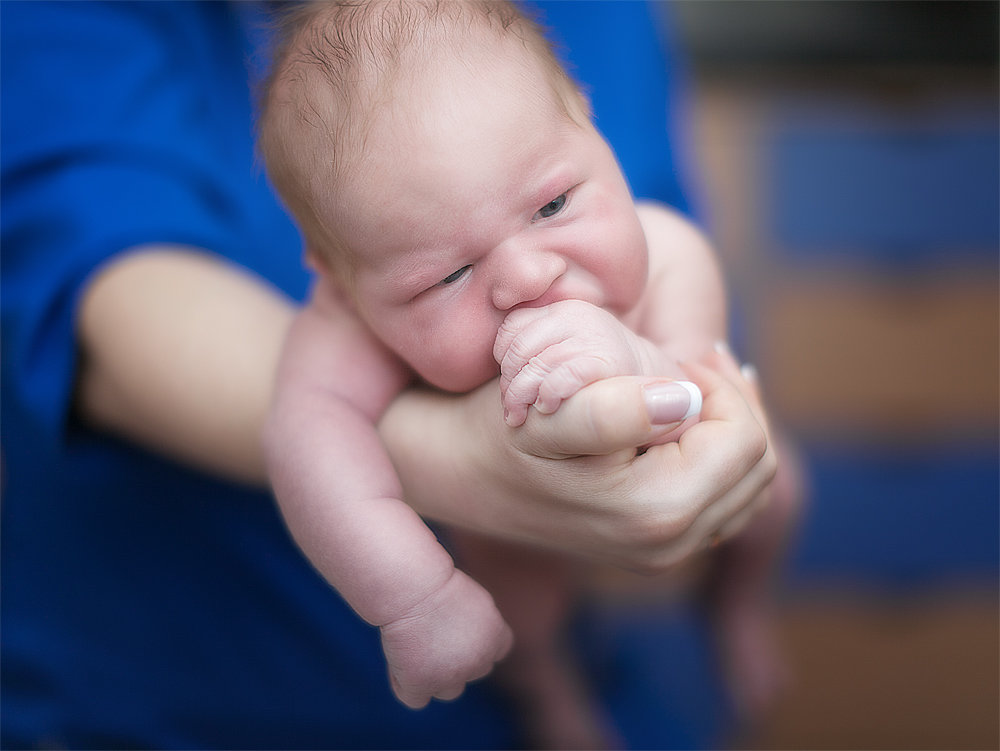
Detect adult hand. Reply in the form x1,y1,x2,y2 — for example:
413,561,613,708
77,247,775,576
381,347,777,574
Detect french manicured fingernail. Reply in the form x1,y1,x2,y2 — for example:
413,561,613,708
643,381,702,424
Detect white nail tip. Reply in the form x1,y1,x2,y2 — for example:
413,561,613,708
676,380,703,420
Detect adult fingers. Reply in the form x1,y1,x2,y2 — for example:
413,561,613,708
700,342,771,435
614,361,776,571
513,375,702,459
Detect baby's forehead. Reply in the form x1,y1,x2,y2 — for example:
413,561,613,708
289,21,554,166
343,98,581,259
273,2,589,268
329,37,569,174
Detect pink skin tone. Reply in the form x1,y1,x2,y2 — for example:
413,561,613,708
265,42,787,729
337,76,650,396
495,299,668,427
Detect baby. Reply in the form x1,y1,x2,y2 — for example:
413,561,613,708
258,1,779,745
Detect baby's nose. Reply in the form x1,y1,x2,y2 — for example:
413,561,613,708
490,244,567,311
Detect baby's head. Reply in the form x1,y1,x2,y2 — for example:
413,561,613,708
259,0,648,391
260,0,587,277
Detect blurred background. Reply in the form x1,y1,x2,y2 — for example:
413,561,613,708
669,1,998,748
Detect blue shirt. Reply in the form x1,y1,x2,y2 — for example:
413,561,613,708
1,2,701,747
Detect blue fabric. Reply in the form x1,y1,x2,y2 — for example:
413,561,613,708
767,115,999,265
528,0,699,216
787,441,1000,589
1,2,705,748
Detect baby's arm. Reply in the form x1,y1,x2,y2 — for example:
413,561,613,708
631,201,728,362
264,279,512,708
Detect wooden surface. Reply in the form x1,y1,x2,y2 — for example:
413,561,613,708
731,592,999,751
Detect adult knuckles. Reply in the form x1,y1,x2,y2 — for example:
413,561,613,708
741,413,774,480
746,423,770,469
758,438,779,488
608,491,703,573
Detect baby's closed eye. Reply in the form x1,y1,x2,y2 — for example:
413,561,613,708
437,265,472,286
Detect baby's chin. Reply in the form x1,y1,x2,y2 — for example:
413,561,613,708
416,358,501,395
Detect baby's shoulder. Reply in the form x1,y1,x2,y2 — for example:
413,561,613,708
636,200,712,271
636,201,705,246
302,276,411,393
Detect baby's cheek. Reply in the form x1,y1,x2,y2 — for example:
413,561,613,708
614,248,649,310
397,306,502,393
413,342,500,394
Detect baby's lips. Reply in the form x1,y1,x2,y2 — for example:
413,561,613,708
642,380,702,425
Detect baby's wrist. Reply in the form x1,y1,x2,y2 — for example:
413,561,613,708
377,560,461,629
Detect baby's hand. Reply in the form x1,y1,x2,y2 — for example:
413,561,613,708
494,299,662,427
380,568,513,709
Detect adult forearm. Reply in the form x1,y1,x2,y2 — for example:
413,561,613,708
379,383,518,536
381,361,776,572
76,246,295,486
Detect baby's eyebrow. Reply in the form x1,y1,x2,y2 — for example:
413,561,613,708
387,255,455,301
527,165,573,208
376,252,432,299
387,270,433,301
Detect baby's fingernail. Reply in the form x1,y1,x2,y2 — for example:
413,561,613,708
740,363,759,383
504,408,526,427
714,340,732,356
643,381,702,424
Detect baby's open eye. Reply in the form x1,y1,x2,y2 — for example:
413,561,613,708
535,193,567,220
437,264,472,286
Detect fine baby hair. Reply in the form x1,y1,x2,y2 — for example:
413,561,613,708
258,0,589,274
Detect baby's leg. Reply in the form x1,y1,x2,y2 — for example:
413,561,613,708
703,434,805,721
451,532,619,750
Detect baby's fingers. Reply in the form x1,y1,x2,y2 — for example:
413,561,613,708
533,355,612,414
503,340,614,426
493,306,555,392
389,673,431,710
701,342,770,433
388,665,470,709
390,678,464,709
502,353,607,426
434,684,466,702
501,356,549,426
388,619,512,708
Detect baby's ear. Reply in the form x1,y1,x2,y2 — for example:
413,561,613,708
574,86,593,121
304,246,331,275
305,247,358,311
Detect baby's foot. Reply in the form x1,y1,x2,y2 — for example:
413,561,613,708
499,648,620,750
708,435,804,720
715,597,789,720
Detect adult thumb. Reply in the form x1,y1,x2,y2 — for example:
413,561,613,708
514,376,702,459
